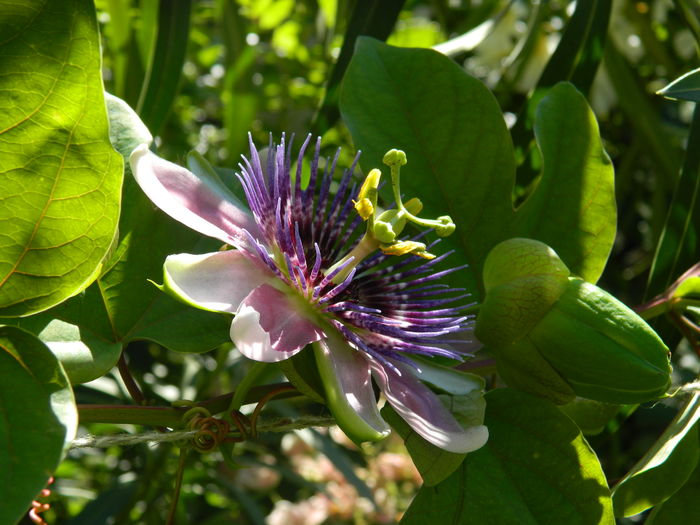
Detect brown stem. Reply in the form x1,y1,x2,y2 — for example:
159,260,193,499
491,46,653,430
118,353,145,404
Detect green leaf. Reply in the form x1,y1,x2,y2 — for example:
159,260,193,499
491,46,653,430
7,317,121,384
136,0,192,135
559,398,620,435
0,325,77,525
50,178,231,353
400,389,614,525
612,392,700,517
340,38,514,295
646,444,700,524
31,96,232,354
340,39,615,296
0,0,123,317
513,83,616,283
658,68,700,102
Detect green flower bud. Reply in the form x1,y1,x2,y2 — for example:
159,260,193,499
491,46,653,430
475,238,672,405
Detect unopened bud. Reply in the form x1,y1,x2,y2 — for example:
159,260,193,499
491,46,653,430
475,238,672,404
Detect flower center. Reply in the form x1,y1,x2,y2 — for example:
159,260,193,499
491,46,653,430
327,148,457,284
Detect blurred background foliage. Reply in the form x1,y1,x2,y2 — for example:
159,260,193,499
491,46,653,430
30,0,700,523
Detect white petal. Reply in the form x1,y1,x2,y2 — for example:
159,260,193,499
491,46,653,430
231,284,322,362
370,359,488,454
163,250,272,313
130,145,260,247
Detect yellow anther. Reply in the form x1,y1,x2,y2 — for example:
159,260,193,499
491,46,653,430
357,169,381,201
380,240,435,259
353,198,374,221
354,168,382,222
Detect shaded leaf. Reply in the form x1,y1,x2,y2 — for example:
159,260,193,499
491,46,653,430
559,398,620,435
0,0,123,316
646,104,700,298
136,0,192,135
340,39,615,297
0,326,77,525
401,388,614,525
658,68,700,102
646,443,700,524
612,392,700,517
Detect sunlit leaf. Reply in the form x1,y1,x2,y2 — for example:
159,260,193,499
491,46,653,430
559,398,620,435
0,0,123,317
513,82,616,283
7,317,121,384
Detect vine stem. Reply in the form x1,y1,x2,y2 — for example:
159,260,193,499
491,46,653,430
166,447,188,525
78,382,299,427
117,353,145,404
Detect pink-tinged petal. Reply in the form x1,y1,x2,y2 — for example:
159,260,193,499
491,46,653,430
370,359,488,453
162,250,273,313
230,284,322,362
130,145,261,247
313,331,391,443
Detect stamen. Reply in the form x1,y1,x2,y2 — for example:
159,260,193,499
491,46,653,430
383,149,456,238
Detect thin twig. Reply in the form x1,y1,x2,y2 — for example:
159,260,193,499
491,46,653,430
70,415,336,449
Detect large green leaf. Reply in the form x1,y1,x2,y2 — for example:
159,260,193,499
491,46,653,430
340,38,514,296
49,163,231,353
8,316,121,384
512,82,616,283
340,39,615,296
0,0,123,317
611,392,700,517
21,96,231,354
401,388,614,525
0,326,77,525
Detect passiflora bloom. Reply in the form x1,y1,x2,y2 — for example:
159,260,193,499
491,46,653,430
130,134,487,453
